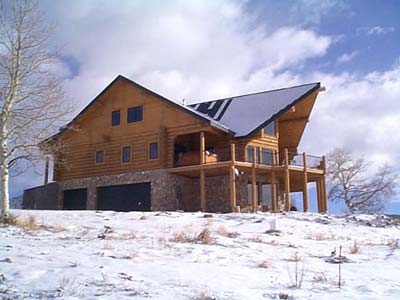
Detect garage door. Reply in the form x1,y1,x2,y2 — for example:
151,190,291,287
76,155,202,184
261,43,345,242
97,182,151,212
63,189,87,210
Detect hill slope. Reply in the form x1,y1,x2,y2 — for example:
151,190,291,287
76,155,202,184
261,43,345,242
0,210,399,299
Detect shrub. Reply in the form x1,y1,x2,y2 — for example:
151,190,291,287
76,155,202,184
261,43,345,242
216,225,240,238
258,260,272,268
386,239,399,249
349,241,361,254
0,213,18,226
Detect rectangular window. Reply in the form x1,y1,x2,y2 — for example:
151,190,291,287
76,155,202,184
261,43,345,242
263,122,275,136
111,110,121,126
122,146,131,163
149,142,159,160
261,148,273,165
127,106,143,123
95,150,104,163
247,146,254,163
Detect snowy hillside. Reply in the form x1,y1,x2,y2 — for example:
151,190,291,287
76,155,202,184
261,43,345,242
0,210,399,300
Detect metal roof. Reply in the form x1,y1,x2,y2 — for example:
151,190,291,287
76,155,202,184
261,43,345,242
189,82,320,138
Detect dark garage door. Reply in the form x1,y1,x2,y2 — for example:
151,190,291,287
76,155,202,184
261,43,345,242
63,189,87,210
97,183,151,212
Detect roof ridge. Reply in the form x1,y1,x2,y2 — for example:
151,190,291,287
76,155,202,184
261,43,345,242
189,82,320,105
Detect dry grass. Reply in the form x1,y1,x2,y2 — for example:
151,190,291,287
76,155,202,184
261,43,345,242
0,213,18,226
289,252,302,262
171,227,215,245
305,232,333,241
215,225,240,238
258,260,272,269
249,235,265,243
349,241,361,254
386,239,399,249
313,272,328,282
16,215,40,230
193,291,215,300
101,242,114,250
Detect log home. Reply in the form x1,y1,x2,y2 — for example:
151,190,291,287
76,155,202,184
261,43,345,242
23,75,328,213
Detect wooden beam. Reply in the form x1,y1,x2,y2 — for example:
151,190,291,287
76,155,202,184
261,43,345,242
321,175,328,213
284,148,291,211
302,152,309,212
271,150,277,212
230,142,237,211
316,178,322,213
278,117,309,124
200,131,205,165
200,169,206,211
252,147,257,212
44,156,49,185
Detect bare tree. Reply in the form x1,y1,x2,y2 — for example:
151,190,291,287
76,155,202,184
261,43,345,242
327,148,398,214
0,0,70,219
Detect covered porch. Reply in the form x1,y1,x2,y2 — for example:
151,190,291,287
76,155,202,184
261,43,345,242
168,131,328,213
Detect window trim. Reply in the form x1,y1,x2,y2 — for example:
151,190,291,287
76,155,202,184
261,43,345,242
111,109,121,127
121,145,132,164
148,141,159,161
95,149,105,164
127,105,143,123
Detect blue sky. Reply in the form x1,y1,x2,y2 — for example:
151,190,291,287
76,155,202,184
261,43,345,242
10,0,400,213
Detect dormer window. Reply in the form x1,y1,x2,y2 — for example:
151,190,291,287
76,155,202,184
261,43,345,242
263,122,275,136
111,110,121,126
127,106,143,123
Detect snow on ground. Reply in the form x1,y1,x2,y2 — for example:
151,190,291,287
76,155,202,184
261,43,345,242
0,210,399,300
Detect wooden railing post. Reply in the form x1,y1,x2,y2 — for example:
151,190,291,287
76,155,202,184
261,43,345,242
271,150,277,212
321,155,328,212
200,132,206,211
302,152,309,212
284,148,291,211
230,142,237,211
252,147,257,212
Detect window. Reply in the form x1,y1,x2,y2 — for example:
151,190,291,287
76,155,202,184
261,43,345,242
95,150,104,163
149,142,158,160
247,146,260,163
263,122,275,136
127,106,143,123
111,110,121,126
122,146,131,163
261,148,273,165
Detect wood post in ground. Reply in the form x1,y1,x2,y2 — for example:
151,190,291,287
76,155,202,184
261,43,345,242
271,150,277,212
252,147,257,212
230,142,237,211
284,148,291,211
200,132,206,211
302,152,309,212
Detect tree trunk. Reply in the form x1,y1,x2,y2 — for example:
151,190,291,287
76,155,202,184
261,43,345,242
0,131,10,218
0,162,10,218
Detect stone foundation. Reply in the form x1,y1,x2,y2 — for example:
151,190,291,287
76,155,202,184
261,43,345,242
23,169,283,213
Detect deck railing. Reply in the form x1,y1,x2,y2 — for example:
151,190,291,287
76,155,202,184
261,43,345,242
174,147,324,170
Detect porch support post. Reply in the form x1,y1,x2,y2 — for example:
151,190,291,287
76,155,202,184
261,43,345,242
271,150,277,212
200,169,205,211
321,155,328,212
316,178,322,213
200,132,205,164
44,156,50,185
252,147,257,212
284,148,291,211
302,152,309,212
200,132,206,211
230,142,237,211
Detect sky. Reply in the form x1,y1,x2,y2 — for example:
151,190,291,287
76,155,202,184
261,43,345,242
10,0,400,213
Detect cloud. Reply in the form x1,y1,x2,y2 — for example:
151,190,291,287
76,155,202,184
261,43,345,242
337,51,358,64
357,26,395,36
300,65,400,172
42,0,332,104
